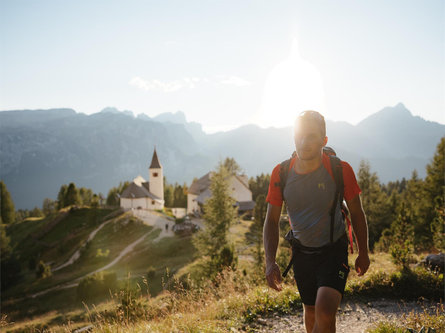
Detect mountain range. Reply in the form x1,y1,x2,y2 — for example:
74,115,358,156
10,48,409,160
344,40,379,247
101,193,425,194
0,103,443,209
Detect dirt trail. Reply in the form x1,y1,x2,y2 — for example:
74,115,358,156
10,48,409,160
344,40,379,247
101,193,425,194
250,299,438,333
52,219,114,272
131,209,175,241
28,211,174,299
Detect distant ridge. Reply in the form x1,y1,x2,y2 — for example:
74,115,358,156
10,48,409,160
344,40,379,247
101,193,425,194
0,104,443,209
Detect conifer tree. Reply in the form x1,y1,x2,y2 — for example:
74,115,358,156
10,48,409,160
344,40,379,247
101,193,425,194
65,182,81,206
223,157,242,175
248,173,270,202
192,163,237,260
42,198,56,216
173,183,187,208
163,178,174,207
57,184,68,209
424,137,445,250
252,194,267,266
390,204,414,270
357,160,392,249
0,180,15,224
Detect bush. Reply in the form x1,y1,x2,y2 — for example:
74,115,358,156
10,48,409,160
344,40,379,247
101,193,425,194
346,267,444,301
36,260,52,279
116,286,147,322
212,244,238,271
77,271,117,301
146,266,156,280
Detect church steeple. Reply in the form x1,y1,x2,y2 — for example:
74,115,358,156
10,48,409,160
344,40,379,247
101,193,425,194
148,147,164,203
149,147,161,169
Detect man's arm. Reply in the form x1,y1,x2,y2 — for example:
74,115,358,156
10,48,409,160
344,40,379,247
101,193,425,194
263,203,283,290
346,195,370,276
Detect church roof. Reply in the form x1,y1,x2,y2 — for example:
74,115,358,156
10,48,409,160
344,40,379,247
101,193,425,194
120,181,161,200
149,148,161,169
188,172,213,195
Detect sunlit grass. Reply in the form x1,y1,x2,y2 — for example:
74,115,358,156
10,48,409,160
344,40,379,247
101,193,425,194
3,208,443,333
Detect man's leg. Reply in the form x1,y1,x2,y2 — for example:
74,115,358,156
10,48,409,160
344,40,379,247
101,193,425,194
303,304,315,333
311,286,342,333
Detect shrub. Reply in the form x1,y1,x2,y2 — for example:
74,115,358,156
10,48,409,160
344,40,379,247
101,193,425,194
346,267,444,301
389,205,414,270
36,260,52,279
77,271,117,301
146,266,156,280
115,286,147,323
212,244,238,271
96,248,110,259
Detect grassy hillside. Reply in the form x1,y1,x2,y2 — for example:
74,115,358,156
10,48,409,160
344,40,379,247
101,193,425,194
1,207,198,331
1,213,443,332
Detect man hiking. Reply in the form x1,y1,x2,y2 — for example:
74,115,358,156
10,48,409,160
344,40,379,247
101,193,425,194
263,110,370,333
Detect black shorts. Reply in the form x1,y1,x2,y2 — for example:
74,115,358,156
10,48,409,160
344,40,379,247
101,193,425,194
292,237,350,306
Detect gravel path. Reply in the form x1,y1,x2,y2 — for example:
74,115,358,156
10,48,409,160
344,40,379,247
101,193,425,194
249,299,437,333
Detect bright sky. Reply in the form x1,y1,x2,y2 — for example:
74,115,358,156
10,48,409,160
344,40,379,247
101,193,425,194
1,0,444,133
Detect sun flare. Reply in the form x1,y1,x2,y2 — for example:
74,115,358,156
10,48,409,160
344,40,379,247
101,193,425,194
259,38,325,128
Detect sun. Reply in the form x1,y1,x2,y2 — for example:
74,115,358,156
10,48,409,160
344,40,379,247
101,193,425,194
258,38,326,128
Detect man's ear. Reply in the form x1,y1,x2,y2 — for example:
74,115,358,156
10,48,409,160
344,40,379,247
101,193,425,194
323,136,328,146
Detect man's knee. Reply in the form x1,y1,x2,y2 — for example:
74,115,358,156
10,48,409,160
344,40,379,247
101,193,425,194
314,287,341,323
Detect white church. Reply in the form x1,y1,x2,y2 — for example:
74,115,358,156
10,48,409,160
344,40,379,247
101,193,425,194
120,148,164,210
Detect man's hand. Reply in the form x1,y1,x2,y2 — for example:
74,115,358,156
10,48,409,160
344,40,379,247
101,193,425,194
266,262,282,291
355,252,370,276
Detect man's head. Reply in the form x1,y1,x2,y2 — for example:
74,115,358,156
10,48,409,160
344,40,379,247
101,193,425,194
294,110,327,160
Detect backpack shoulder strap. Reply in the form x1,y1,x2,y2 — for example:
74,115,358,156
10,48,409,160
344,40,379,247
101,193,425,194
328,155,344,244
329,155,344,200
277,152,296,204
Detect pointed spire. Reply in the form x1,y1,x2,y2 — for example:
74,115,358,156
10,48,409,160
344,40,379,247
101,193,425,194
149,147,161,169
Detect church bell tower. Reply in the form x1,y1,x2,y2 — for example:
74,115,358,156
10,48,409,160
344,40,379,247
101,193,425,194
149,147,164,202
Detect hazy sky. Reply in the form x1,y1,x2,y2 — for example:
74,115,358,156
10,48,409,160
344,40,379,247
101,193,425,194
1,0,444,132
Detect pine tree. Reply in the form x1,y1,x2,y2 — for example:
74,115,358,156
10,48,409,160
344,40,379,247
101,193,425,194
42,198,56,216
357,160,392,249
223,157,242,175
57,184,68,209
252,194,267,266
192,163,237,261
390,204,414,270
173,183,188,208
0,180,15,224
163,177,174,208
248,173,270,202
424,137,445,250
402,170,429,249
106,181,130,206
1,224,21,289
65,182,81,206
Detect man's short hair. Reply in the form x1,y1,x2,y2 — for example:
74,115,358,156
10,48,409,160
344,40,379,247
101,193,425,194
294,110,326,138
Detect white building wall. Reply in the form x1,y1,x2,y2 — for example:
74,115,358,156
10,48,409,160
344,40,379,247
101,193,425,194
187,193,199,214
172,208,187,218
120,198,164,210
229,177,252,202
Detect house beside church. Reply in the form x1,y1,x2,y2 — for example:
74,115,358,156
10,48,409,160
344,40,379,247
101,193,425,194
187,172,255,215
120,148,164,210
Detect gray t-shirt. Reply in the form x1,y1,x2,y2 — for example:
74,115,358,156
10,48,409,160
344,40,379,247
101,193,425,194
283,164,344,247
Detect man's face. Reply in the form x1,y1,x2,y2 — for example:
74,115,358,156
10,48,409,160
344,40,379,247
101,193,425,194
294,121,327,160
